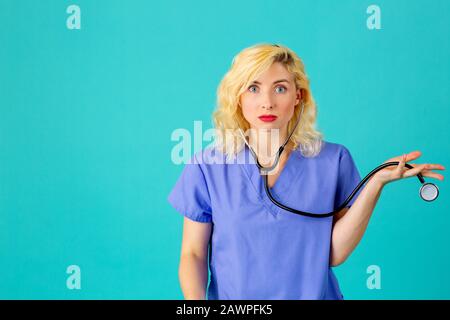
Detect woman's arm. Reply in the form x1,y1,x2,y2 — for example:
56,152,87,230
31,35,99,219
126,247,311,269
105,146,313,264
330,151,445,267
330,178,383,267
178,217,212,299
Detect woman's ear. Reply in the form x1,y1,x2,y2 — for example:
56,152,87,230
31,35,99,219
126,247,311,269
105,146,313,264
296,88,302,106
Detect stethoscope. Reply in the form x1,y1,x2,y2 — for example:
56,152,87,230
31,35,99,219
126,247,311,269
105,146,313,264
238,102,440,218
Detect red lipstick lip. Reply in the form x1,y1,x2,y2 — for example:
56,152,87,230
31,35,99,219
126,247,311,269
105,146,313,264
258,115,278,122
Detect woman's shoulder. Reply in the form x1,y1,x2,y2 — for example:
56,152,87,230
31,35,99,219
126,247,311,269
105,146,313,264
188,146,230,168
296,140,351,161
322,140,351,154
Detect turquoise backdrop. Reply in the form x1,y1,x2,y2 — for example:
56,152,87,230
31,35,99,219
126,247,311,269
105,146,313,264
1,0,449,299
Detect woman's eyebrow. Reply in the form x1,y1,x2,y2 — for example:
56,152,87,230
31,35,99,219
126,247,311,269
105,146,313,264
251,79,290,85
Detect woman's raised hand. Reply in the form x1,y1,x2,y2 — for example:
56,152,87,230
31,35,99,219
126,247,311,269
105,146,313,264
372,151,445,187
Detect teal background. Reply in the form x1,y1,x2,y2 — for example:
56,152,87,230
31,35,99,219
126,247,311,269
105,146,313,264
1,0,449,299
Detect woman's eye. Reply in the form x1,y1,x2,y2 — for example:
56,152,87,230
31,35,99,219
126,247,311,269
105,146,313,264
248,85,257,93
275,86,287,93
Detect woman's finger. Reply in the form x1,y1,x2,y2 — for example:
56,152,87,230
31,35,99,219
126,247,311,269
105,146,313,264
420,171,445,181
402,164,428,178
405,163,446,171
405,151,422,162
386,151,421,163
424,164,446,170
404,163,445,169
396,154,407,175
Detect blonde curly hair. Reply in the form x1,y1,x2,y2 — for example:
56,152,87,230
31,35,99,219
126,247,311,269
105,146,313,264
212,43,324,159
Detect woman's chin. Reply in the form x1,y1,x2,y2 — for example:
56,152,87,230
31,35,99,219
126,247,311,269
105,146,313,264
254,123,281,131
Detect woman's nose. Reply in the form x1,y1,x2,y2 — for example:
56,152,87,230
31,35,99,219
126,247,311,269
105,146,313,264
260,92,275,110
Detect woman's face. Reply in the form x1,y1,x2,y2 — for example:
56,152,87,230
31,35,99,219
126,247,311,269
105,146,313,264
240,62,302,133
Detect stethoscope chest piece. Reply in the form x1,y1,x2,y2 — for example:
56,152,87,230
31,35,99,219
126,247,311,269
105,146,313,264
419,183,439,202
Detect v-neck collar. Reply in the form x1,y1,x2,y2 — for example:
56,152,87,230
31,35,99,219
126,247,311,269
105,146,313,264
238,145,303,218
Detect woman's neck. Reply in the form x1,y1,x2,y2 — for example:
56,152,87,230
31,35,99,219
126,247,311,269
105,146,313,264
248,127,291,166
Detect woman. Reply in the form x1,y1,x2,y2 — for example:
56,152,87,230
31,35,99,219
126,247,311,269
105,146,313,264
167,43,445,300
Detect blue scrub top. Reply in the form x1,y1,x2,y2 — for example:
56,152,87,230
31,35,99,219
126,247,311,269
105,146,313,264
167,140,362,300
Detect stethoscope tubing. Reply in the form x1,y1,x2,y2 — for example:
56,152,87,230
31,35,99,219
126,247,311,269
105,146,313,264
262,160,424,218
239,102,437,218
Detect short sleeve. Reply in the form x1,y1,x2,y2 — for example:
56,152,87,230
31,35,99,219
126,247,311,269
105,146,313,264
167,153,212,223
334,146,362,209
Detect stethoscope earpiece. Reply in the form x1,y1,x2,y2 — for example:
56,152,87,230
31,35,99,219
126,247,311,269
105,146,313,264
419,183,439,202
